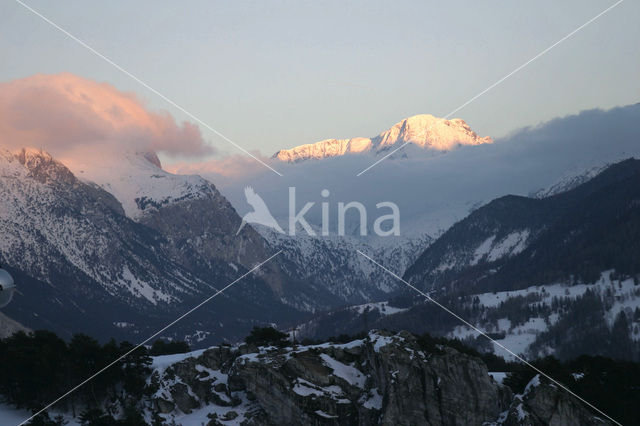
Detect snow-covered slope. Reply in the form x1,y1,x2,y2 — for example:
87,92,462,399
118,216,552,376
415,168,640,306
63,149,294,299
7,330,608,425
272,114,492,162
145,330,515,425
448,270,640,361
65,151,213,221
0,148,187,305
531,163,610,199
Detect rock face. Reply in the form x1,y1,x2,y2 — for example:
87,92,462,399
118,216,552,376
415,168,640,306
148,331,607,425
272,114,492,162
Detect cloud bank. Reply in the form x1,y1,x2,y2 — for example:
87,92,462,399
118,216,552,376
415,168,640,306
179,103,640,237
0,73,214,159
167,151,269,182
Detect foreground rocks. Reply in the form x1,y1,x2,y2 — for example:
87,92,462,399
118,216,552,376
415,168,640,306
148,330,610,425
499,375,610,426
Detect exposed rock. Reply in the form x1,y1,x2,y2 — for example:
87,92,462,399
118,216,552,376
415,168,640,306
500,375,611,426
149,331,608,425
169,382,199,414
154,398,175,414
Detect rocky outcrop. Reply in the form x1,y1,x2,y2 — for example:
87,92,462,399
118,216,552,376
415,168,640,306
148,331,608,425
500,375,610,426
16,148,77,186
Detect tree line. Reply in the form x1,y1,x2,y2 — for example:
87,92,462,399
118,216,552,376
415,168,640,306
0,331,190,425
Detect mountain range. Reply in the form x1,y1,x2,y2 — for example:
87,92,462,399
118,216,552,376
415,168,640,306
272,114,492,162
1,105,639,367
297,158,640,361
1,103,640,426
0,148,306,344
0,145,429,344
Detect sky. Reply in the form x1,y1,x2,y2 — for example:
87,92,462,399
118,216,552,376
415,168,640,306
0,0,638,166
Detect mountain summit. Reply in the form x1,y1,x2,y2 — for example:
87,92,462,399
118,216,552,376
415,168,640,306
272,114,492,162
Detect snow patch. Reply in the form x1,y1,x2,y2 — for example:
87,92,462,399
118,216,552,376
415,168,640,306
320,354,366,388
350,301,408,316
488,372,508,384
360,388,383,410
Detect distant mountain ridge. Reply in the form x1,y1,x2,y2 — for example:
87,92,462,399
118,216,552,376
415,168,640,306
272,114,492,162
404,157,640,294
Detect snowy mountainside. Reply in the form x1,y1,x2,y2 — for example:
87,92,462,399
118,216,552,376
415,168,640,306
272,114,492,162
403,195,550,291
0,148,303,343
0,329,625,425
448,271,640,361
405,158,640,295
531,162,610,198
255,224,432,306
66,149,388,313
296,271,640,362
64,149,296,302
66,151,213,221
377,158,640,361
0,148,191,305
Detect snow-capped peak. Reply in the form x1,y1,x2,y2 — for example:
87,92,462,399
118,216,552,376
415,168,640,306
4,147,77,186
61,150,214,220
375,114,491,150
272,114,492,162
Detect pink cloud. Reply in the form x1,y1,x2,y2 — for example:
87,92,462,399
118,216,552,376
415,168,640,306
0,73,214,158
166,151,269,179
